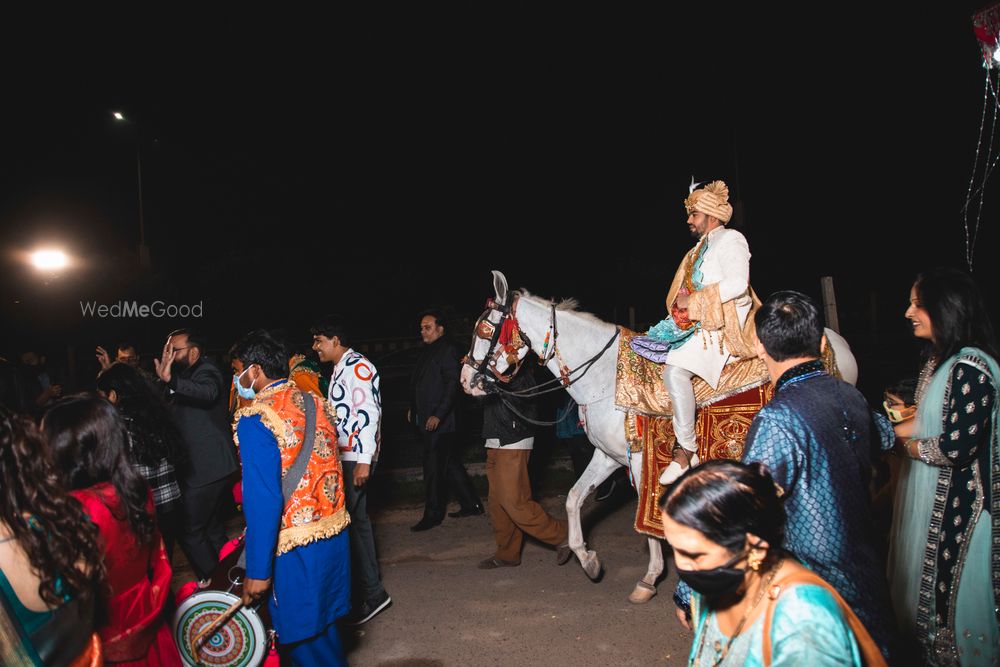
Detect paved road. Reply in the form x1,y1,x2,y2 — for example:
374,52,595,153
171,487,693,665
340,493,692,666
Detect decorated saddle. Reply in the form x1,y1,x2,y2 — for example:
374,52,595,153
615,327,841,538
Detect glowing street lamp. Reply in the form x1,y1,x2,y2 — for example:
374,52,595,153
112,111,125,121
30,249,68,271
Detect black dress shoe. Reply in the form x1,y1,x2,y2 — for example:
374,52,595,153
448,504,485,518
410,517,442,532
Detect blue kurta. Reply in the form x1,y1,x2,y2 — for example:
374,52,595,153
741,361,896,659
237,414,351,646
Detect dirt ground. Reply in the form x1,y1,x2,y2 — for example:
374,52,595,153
171,490,694,666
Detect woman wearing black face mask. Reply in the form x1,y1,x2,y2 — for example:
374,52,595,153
659,460,886,666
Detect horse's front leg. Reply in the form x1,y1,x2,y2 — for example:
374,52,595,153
561,448,619,581
629,449,664,604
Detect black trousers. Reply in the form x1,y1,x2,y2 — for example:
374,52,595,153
421,430,481,521
178,476,231,579
156,500,183,564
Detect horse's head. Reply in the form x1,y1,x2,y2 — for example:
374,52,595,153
460,270,532,396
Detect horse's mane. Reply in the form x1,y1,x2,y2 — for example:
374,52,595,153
518,289,609,327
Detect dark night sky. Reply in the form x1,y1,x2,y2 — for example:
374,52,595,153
2,6,999,398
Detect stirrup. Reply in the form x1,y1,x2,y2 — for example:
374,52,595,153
659,450,700,485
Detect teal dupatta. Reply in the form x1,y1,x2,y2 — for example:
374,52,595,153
645,237,710,348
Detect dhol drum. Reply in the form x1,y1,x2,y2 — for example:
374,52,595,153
174,590,269,667
174,534,275,666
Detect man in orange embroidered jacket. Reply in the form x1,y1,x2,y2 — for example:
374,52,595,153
231,329,350,666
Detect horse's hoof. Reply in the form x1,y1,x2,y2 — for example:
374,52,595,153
556,543,573,566
628,580,657,604
581,551,602,581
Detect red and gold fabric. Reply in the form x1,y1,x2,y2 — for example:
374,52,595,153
632,384,773,538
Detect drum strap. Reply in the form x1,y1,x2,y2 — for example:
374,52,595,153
237,391,318,569
281,392,318,503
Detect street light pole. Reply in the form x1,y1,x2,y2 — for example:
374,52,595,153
135,137,150,269
113,111,152,270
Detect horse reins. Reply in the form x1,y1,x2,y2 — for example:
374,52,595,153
492,327,619,426
464,293,621,426
498,327,620,398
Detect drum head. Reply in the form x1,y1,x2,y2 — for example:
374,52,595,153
174,590,268,667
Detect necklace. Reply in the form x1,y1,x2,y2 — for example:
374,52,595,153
694,558,785,667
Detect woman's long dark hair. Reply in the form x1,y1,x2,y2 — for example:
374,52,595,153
915,267,999,362
659,459,786,564
96,362,181,466
43,395,156,546
0,407,105,609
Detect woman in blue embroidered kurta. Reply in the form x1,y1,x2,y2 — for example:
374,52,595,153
889,268,1000,665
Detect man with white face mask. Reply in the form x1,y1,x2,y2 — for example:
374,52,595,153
231,329,351,665
154,328,238,581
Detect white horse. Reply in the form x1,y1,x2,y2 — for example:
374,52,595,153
460,270,857,603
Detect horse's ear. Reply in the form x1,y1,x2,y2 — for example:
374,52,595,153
491,270,509,306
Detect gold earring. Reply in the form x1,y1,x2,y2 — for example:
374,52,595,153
747,551,764,571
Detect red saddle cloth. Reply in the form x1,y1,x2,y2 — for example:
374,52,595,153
632,384,773,538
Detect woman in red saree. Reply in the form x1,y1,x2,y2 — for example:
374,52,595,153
44,395,180,666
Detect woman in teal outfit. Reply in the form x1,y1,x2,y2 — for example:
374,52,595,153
889,268,999,665
0,406,105,665
660,460,885,666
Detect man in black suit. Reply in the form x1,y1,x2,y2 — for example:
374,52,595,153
154,328,239,579
408,311,483,532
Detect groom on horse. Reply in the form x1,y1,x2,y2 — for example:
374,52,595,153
631,179,759,484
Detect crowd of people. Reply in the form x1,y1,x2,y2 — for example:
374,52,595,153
0,308,497,665
647,182,999,665
0,180,995,666
655,267,998,665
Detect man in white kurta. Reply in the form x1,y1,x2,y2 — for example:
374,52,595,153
657,180,756,484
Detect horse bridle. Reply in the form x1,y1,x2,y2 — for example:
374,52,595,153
463,292,619,401
463,292,532,386
463,295,620,427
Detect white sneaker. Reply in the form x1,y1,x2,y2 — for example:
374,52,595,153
659,453,700,485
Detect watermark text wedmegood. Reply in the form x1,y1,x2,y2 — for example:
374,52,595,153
79,301,203,318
